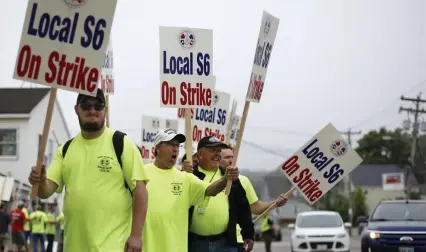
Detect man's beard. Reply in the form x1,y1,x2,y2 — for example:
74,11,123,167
78,116,105,132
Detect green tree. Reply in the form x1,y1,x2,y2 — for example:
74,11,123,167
356,127,411,165
352,186,369,224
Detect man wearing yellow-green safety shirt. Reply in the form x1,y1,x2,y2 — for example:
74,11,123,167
45,205,56,252
30,205,47,252
261,215,275,252
21,200,31,252
56,211,64,252
28,90,149,252
142,129,240,252
220,147,288,252
188,136,254,252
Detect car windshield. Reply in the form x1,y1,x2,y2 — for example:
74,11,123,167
370,202,426,221
297,214,343,228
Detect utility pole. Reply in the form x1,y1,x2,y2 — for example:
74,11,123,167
340,128,361,229
399,92,426,199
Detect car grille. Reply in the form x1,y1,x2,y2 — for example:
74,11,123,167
310,242,333,249
378,232,426,246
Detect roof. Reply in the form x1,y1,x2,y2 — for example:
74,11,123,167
380,200,426,204
0,88,50,114
298,210,339,216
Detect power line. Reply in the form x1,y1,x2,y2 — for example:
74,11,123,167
350,80,426,129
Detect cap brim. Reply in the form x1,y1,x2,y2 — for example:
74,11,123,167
204,142,230,149
172,134,186,143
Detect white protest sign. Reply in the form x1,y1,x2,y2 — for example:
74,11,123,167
279,123,363,205
13,0,117,96
0,177,15,202
382,173,404,191
141,115,178,162
246,11,279,103
177,91,230,142
101,39,114,94
159,26,215,108
229,115,241,147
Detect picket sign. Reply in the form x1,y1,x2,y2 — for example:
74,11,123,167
225,11,280,195
141,115,178,162
12,0,117,199
159,26,215,166
225,99,237,145
101,39,114,127
253,123,364,222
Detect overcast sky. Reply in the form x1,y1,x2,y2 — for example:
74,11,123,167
2,0,426,171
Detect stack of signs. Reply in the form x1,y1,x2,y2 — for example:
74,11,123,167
246,11,280,103
101,39,114,94
279,123,363,205
177,91,231,143
141,115,178,163
13,0,117,96
159,27,215,108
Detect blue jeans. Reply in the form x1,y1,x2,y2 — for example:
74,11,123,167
189,234,237,252
32,233,45,252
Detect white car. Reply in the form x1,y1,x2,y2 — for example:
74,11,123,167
289,211,351,252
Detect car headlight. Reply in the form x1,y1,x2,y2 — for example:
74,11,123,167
369,231,380,239
295,234,305,239
337,233,346,238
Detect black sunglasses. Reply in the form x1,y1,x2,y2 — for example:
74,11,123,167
79,103,105,111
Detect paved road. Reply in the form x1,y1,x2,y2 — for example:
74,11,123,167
253,229,361,252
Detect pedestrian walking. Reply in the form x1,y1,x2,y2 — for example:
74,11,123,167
28,89,149,252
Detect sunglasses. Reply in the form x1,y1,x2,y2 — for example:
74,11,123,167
79,103,105,111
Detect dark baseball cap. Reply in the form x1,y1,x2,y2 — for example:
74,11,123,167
76,89,106,105
197,136,230,151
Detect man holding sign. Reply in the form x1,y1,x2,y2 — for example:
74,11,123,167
28,89,149,252
188,136,254,252
142,129,239,252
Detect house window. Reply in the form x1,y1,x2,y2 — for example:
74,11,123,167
0,129,18,157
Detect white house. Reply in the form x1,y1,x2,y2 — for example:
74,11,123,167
0,88,71,208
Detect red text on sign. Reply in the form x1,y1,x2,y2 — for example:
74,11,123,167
141,145,155,160
101,74,114,94
15,45,98,93
161,81,212,106
246,73,264,101
281,155,323,203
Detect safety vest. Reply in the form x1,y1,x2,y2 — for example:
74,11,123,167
261,215,273,232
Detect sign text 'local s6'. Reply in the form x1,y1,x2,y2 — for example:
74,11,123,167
177,91,230,142
279,123,363,205
13,0,117,96
246,11,279,103
160,26,215,108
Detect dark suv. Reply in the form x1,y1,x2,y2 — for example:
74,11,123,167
360,200,426,252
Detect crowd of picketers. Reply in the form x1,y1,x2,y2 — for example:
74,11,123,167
0,199,64,252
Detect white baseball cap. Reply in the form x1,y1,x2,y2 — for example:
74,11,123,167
154,129,186,146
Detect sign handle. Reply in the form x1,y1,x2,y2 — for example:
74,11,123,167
253,187,296,222
31,88,57,200
225,101,250,195
184,109,193,167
